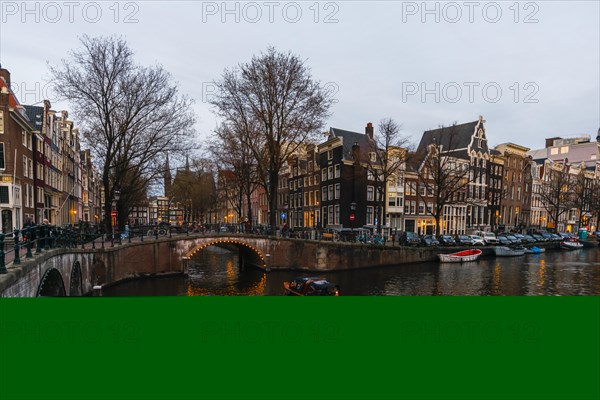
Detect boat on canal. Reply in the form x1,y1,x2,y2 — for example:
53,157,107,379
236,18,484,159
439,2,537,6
283,277,340,296
579,239,599,248
524,246,545,254
494,246,526,257
560,238,584,250
438,249,482,263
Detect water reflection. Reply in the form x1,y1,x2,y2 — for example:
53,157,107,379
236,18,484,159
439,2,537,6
102,247,600,296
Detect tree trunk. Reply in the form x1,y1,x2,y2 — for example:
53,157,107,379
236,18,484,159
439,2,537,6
268,169,278,234
102,171,112,235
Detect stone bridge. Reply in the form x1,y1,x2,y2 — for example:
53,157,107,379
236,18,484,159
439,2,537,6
0,234,442,297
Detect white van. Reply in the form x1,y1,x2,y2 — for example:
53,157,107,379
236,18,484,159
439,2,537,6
474,230,499,245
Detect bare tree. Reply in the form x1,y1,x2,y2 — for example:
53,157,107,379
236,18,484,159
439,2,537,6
363,118,410,234
416,125,470,235
171,158,216,225
210,47,334,232
49,35,196,230
207,123,260,230
538,161,571,232
569,164,594,229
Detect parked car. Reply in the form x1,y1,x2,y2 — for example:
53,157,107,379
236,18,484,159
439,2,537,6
438,235,456,246
469,235,485,246
504,234,522,245
531,233,546,242
421,235,440,246
514,233,535,243
455,235,474,246
540,232,554,241
550,233,562,241
400,231,421,246
497,235,512,245
522,234,538,243
478,231,499,245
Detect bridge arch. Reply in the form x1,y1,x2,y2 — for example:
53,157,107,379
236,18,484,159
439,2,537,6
37,268,66,297
70,261,83,296
186,238,267,268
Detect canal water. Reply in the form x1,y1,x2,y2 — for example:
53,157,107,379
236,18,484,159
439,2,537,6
102,246,600,296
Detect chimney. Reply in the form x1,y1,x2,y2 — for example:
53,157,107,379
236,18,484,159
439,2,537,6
545,137,559,148
0,67,10,89
366,122,373,139
352,142,360,162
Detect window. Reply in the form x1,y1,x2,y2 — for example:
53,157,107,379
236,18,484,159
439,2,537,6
328,166,333,180
335,183,340,199
328,205,333,225
0,111,4,134
335,164,340,178
321,168,327,182
418,202,425,214
328,185,334,201
22,130,27,146
367,206,374,225
0,186,9,204
389,197,396,207
335,205,340,225
560,146,569,154
550,148,558,155
0,143,4,169
327,150,333,160
23,156,28,178
367,186,374,201
322,187,327,202
410,201,416,214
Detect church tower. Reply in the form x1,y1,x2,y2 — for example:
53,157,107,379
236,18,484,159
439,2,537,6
164,153,172,197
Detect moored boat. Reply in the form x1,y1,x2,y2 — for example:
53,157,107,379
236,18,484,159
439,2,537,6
438,249,482,263
560,238,584,250
579,239,598,248
494,246,526,257
524,246,545,254
283,277,340,296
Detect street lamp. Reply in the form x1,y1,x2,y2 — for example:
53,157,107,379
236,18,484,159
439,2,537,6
112,189,120,239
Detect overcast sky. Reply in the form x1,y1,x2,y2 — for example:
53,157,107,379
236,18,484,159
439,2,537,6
1,1,598,158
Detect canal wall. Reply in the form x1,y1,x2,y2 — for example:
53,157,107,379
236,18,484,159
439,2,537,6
0,234,573,297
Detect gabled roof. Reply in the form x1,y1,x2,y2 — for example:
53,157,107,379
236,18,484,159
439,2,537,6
416,121,478,157
328,127,372,160
24,105,44,131
0,76,19,108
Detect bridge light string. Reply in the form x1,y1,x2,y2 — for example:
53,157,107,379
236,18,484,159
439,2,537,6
186,239,266,267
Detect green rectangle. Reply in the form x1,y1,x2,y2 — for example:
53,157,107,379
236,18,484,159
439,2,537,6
1,297,598,400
